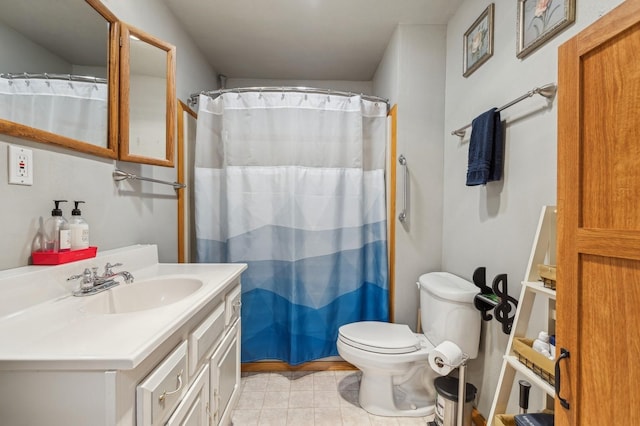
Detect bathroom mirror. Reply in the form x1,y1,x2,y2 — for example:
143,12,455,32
0,0,119,158
119,23,176,167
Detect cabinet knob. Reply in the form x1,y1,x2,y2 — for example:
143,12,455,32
158,369,183,403
233,299,242,314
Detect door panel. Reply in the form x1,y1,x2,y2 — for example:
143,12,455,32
580,23,640,230
578,255,640,420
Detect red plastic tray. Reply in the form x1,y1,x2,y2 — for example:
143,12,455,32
32,246,98,265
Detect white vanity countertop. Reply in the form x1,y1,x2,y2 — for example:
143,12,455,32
0,245,246,371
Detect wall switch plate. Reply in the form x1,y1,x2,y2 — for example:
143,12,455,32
8,145,33,185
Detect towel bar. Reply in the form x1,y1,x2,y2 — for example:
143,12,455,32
113,168,186,190
451,83,557,137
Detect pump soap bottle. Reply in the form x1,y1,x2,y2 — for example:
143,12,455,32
69,201,90,250
43,200,70,252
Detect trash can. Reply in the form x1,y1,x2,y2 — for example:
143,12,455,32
434,376,477,426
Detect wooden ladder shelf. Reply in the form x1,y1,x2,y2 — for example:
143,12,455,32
488,206,557,425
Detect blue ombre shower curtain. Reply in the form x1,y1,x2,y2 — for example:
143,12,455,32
194,91,389,365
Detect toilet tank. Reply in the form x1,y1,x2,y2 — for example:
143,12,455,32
419,272,481,359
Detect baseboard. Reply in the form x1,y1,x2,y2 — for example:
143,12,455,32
241,360,356,372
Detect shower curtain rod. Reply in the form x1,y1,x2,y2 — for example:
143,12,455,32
188,86,389,108
0,73,107,84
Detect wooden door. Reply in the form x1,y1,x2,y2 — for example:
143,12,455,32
557,1,640,425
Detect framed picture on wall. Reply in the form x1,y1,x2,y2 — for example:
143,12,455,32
463,3,494,78
517,0,576,58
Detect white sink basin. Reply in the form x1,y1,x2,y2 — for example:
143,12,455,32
81,277,203,314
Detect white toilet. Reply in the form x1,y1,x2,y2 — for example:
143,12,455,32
337,272,481,417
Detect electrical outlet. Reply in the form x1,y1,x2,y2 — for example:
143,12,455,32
8,145,33,185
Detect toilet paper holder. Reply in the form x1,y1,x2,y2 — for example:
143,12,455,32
472,267,518,334
432,348,471,426
432,352,469,371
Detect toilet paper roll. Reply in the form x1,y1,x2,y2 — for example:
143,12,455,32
428,340,464,376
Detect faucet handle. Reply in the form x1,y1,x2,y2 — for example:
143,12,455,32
67,268,92,282
67,268,94,292
104,262,123,275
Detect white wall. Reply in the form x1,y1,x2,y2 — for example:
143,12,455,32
0,0,217,270
374,24,447,330
443,0,624,415
0,21,71,74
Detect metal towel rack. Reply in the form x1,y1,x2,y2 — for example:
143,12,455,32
398,155,408,223
451,83,557,137
113,168,186,190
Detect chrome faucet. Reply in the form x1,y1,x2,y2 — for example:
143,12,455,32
67,262,134,296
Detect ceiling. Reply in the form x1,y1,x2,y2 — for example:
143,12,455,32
162,0,463,81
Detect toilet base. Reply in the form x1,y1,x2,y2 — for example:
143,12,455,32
358,366,436,417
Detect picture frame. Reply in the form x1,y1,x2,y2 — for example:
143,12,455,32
463,4,494,78
517,0,576,59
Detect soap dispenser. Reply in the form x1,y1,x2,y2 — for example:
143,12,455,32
43,200,70,252
69,201,90,250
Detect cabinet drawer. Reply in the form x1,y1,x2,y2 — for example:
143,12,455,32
137,341,188,426
189,301,225,377
224,283,241,326
166,365,210,426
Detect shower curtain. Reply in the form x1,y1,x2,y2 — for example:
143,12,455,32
194,91,389,365
0,77,108,147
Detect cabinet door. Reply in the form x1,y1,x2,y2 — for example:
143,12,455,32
166,365,210,426
557,1,640,424
210,320,241,425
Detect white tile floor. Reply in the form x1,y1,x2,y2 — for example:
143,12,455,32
231,370,434,425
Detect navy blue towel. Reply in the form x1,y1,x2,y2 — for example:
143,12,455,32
466,108,503,186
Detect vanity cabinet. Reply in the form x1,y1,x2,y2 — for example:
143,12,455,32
137,282,242,426
0,249,245,426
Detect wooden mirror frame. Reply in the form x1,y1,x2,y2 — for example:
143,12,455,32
119,23,176,167
0,0,119,158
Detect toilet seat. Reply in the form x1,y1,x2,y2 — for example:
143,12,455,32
338,321,421,354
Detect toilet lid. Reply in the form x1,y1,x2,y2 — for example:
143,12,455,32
338,321,420,354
